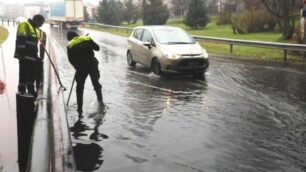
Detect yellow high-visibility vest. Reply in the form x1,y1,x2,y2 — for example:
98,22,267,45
17,21,40,39
68,36,91,49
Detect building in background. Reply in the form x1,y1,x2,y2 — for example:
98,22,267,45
3,3,23,20
0,2,4,18
24,3,49,20
0,2,48,21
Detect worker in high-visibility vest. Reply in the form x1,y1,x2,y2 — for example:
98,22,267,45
67,31,104,114
14,14,45,97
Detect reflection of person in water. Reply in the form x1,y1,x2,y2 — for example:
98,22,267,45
73,143,103,171
70,110,108,140
70,117,89,140
70,110,108,171
89,112,109,141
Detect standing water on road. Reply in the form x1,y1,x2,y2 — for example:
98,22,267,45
50,28,306,172
0,26,19,172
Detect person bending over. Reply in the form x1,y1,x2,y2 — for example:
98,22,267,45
66,31,104,114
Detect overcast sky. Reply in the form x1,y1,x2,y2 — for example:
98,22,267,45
0,0,100,5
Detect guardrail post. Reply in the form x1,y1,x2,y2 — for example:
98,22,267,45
304,51,306,64
230,44,233,54
284,49,288,65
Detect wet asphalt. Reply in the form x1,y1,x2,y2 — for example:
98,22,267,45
0,24,19,172
50,27,306,172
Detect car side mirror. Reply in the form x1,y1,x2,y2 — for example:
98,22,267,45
143,42,152,49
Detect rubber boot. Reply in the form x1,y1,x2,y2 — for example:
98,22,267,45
96,89,104,106
28,86,37,98
77,90,83,114
18,85,26,95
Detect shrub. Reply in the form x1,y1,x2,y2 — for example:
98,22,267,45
231,9,276,34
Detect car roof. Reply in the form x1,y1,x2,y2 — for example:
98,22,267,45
134,25,182,31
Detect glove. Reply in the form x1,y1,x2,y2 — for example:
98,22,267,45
36,57,43,64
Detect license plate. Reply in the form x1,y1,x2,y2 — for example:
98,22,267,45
187,62,198,67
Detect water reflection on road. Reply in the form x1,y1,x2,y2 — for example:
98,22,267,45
50,27,306,172
70,110,107,171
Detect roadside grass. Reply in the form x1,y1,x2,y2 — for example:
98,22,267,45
84,18,305,62
0,26,8,44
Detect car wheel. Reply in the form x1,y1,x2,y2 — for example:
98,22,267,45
151,59,161,75
127,51,136,67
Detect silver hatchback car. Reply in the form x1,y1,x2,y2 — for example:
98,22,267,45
127,26,209,77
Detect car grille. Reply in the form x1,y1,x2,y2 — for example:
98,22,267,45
179,58,206,67
181,54,203,57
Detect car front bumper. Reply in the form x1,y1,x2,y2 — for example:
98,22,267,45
162,58,209,74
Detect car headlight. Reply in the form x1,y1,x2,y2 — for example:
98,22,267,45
164,52,181,60
202,49,209,59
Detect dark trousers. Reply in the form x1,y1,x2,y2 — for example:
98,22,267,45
35,59,43,91
18,59,36,96
76,59,102,112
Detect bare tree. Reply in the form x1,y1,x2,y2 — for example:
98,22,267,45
170,0,190,17
207,0,219,14
123,0,141,24
261,0,301,39
219,0,241,13
143,0,170,25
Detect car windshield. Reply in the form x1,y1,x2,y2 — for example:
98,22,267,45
152,28,196,44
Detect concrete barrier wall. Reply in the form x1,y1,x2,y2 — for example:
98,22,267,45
49,39,75,172
27,38,75,172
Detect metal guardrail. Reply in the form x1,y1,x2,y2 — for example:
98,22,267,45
192,35,306,63
86,22,133,34
84,22,306,63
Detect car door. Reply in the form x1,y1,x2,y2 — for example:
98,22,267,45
138,29,155,67
129,28,144,62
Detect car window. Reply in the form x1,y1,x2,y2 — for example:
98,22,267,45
133,29,143,40
141,30,154,44
153,28,195,44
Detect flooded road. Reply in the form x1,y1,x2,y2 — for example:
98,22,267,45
0,26,19,172
50,27,306,172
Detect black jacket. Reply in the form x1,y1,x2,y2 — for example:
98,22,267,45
67,37,100,70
